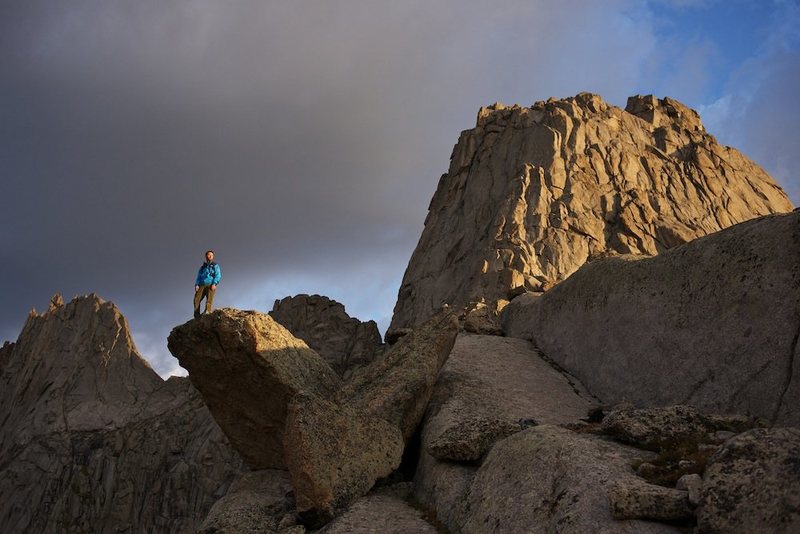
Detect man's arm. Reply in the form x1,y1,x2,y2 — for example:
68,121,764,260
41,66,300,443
212,264,222,286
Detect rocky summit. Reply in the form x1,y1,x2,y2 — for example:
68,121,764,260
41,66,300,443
0,295,243,533
270,294,383,378
388,93,793,337
2,92,798,533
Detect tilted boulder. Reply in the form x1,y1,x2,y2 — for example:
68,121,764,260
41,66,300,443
697,428,800,533
169,308,458,528
283,394,404,527
502,211,800,425
388,93,792,337
283,310,458,526
167,308,342,469
270,294,383,378
338,310,460,441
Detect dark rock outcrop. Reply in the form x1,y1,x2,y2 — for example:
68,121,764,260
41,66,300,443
502,211,800,425
0,295,243,534
609,478,693,521
167,308,342,469
389,93,793,337
697,428,800,533
199,470,301,533
270,294,383,378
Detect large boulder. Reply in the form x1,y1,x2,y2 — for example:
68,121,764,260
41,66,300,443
388,93,792,337
338,310,460,441
167,308,342,469
502,211,800,425
0,295,243,534
283,394,404,527
270,294,383,378
281,310,458,527
697,428,800,533
413,333,599,532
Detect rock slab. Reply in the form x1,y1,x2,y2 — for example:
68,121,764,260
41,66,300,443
502,211,800,425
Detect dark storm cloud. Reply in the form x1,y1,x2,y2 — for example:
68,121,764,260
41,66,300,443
1,1,794,375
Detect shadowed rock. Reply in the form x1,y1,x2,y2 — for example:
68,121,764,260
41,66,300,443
283,394,404,527
167,308,342,469
503,211,800,425
460,426,679,533
413,334,599,531
0,294,243,534
697,428,800,533
601,405,753,451
337,310,460,441
609,478,693,521
427,416,522,462
199,470,300,533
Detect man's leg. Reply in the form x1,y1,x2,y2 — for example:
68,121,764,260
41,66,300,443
205,286,216,313
193,286,205,318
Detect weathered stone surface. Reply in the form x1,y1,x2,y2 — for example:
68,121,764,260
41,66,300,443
337,310,460,442
283,394,404,528
427,416,521,462
697,428,800,533
199,470,300,534
270,294,383,379
609,478,693,521
462,301,505,336
413,334,599,532
502,211,800,425
318,485,437,534
601,405,753,450
460,426,678,533
676,473,703,507
0,295,243,534
389,93,793,336
167,308,342,469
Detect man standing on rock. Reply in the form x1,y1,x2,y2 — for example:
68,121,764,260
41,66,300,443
194,250,222,319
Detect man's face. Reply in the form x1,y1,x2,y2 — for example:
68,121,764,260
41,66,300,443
206,251,214,262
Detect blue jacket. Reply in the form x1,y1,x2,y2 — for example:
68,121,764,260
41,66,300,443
196,261,222,286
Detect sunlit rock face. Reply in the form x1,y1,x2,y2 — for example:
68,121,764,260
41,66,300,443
388,93,793,336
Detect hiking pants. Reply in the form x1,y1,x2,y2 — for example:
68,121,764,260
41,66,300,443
194,285,216,315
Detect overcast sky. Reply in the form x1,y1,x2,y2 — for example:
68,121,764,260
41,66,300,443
2,0,798,377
